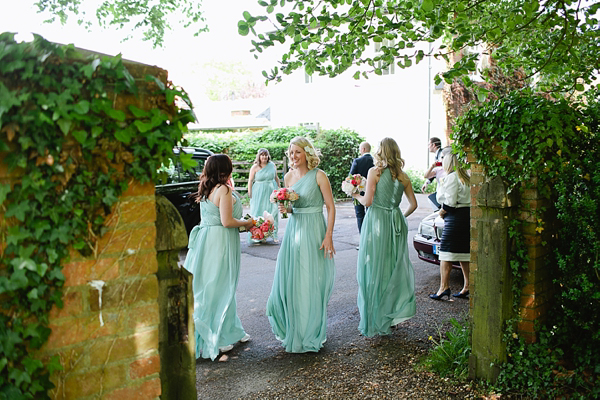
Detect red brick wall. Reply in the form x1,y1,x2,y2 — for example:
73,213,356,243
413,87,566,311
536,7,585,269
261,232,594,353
0,57,168,399
40,182,161,399
468,149,553,343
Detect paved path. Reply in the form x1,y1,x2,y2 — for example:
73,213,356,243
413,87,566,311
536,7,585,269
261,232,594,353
193,194,470,399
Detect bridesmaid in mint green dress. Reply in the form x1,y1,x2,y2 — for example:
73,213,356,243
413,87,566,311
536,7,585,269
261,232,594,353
183,155,255,360
248,148,280,243
266,137,337,353
352,138,418,337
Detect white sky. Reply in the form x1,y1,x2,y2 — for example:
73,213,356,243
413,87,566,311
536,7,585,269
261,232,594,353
0,0,271,86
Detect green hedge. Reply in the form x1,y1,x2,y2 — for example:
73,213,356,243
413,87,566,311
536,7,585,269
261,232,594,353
185,127,362,198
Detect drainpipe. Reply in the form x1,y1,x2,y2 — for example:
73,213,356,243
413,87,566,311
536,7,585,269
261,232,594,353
427,41,432,168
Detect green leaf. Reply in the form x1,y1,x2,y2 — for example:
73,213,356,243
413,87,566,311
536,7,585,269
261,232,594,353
57,118,72,135
73,100,90,114
106,108,125,121
115,129,133,144
134,120,155,133
0,183,10,206
72,130,88,144
129,105,149,118
145,75,166,91
421,0,434,12
238,21,250,36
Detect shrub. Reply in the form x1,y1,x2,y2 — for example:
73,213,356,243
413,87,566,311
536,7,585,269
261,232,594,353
185,127,364,198
314,128,363,199
424,318,471,381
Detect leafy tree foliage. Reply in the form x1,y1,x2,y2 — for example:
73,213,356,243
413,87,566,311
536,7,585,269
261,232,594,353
238,0,600,94
35,0,208,47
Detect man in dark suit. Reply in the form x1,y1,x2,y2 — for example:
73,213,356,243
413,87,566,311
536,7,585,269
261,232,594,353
349,141,374,233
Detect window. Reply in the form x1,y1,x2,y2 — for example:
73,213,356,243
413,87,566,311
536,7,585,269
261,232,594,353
375,39,396,75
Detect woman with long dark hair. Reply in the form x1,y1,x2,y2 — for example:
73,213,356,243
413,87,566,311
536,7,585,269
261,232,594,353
183,154,255,360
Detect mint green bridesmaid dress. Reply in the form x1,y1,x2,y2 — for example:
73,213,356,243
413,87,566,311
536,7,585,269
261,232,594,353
266,168,335,352
183,191,247,360
357,168,416,337
248,161,279,242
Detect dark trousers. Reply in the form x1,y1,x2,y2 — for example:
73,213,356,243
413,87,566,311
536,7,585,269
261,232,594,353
354,204,366,233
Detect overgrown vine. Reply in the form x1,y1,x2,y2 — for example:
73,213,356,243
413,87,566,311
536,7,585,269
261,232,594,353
452,90,599,396
0,33,194,398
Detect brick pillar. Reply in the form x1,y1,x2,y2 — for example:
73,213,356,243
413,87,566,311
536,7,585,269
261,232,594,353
517,185,554,343
467,149,555,380
36,182,161,399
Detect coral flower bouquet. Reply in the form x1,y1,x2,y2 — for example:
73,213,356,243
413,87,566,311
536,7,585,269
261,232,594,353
341,174,366,205
250,211,276,240
269,188,299,218
240,211,276,240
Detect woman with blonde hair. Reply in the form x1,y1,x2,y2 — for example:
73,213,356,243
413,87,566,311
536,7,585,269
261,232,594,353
266,136,336,353
429,152,471,300
352,137,418,337
247,148,281,243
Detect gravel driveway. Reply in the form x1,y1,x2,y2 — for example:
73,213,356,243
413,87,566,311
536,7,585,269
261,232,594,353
193,195,482,399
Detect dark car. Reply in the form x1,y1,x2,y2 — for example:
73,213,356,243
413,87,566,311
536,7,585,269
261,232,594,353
412,211,460,267
156,147,213,236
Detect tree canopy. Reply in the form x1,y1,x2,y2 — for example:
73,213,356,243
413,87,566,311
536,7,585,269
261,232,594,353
35,0,208,47
238,0,600,94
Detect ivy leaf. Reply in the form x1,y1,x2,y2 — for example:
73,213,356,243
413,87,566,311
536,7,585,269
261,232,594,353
5,200,30,222
134,120,154,133
73,100,90,114
0,182,10,206
0,82,23,120
22,357,43,375
115,129,133,144
81,58,101,78
72,130,88,144
57,118,72,135
106,108,125,121
129,105,149,118
145,74,165,91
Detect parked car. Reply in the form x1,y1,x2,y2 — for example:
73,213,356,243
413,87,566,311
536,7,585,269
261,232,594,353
155,147,213,236
412,211,460,267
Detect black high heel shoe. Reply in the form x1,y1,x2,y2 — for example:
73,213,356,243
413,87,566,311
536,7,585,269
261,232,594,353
429,289,451,300
453,290,469,298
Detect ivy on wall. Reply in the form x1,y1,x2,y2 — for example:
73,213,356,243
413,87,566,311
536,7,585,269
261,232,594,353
452,90,599,396
0,33,194,398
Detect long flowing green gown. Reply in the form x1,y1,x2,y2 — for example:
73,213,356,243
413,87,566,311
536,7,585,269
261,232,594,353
183,191,247,360
248,161,279,242
266,168,335,352
357,168,416,337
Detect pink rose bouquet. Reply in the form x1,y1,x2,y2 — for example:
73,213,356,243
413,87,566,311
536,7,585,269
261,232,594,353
269,188,299,218
249,211,276,240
